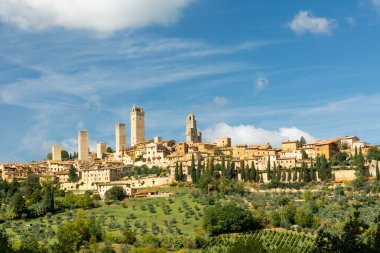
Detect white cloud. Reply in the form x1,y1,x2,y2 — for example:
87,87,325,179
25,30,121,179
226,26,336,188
0,0,192,34
202,122,315,147
255,73,268,91
288,10,336,35
213,96,228,106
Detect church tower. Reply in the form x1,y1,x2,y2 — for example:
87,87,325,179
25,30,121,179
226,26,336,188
186,114,202,143
130,105,145,146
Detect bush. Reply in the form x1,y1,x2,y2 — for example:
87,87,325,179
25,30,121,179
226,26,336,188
105,186,126,201
203,203,260,235
62,193,94,209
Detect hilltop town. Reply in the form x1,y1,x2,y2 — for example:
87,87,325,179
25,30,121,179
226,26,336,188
1,104,379,200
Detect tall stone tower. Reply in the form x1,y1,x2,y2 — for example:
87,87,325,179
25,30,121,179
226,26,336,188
186,114,202,143
130,105,145,147
52,145,62,161
115,123,126,158
78,130,89,162
97,143,107,159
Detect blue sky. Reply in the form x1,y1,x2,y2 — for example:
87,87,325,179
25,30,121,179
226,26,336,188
1,0,380,162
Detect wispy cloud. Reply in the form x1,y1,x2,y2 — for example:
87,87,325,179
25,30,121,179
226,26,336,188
288,10,337,35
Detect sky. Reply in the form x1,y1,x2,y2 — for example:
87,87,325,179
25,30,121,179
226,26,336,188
0,0,380,162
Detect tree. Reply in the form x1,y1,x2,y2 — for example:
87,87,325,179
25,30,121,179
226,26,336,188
0,229,12,253
61,150,70,161
197,156,202,180
287,168,291,182
376,162,380,181
174,161,179,181
210,157,215,177
203,203,260,235
299,136,306,146
55,215,103,252
221,156,226,177
245,164,250,182
316,209,370,253
319,155,331,181
272,162,277,182
266,158,271,181
293,168,298,182
367,146,380,161
105,186,126,201
303,162,311,183
240,161,246,182
68,165,79,182
190,154,197,183
42,183,55,213
12,192,26,218
281,168,286,182
107,147,113,153
355,147,368,180
179,162,184,181
250,161,256,182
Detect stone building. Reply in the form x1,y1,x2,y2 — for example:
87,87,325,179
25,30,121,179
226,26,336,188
97,143,107,159
78,130,90,162
186,114,201,143
130,105,145,147
115,123,127,158
52,145,62,161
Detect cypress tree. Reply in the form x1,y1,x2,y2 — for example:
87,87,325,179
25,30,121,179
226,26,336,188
190,154,196,183
210,157,215,177
179,162,183,181
266,157,271,181
287,167,291,182
250,161,256,182
197,157,202,180
227,161,231,179
316,155,321,181
231,161,236,179
320,155,329,181
175,161,179,181
281,168,286,182
221,156,226,177
272,162,277,182
42,183,54,213
376,162,380,181
293,168,298,182
245,164,250,182
240,161,245,181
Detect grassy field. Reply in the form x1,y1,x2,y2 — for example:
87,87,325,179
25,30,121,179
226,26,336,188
3,186,206,250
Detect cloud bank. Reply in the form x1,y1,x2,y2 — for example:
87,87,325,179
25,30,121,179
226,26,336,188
202,122,315,147
288,10,336,35
0,0,192,34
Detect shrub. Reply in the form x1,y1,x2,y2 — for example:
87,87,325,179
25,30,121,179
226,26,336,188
203,203,260,235
105,186,126,201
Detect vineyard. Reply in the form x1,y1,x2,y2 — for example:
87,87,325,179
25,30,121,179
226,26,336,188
203,230,317,253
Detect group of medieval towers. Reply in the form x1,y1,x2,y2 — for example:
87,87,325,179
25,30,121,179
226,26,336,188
51,105,201,162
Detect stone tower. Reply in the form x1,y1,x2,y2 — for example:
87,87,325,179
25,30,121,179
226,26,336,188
78,130,89,162
52,145,62,161
130,105,145,147
186,114,202,143
97,143,107,159
115,123,126,158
